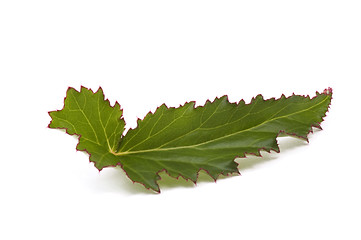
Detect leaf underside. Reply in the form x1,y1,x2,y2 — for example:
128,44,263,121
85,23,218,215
49,87,332,192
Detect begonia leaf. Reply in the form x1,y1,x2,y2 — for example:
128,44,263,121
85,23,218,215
49,87,332,192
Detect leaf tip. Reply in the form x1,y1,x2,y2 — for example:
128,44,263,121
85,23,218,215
323,87,333,95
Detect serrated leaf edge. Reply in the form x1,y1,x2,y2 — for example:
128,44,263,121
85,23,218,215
49,86,332,193
48,86,125,170
116,88,332,193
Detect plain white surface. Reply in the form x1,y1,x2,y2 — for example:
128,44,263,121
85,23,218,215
1,0,360,239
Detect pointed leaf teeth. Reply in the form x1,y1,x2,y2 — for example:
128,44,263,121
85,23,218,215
323,87,333,95
116,162,161,193
238,99,246,105
49,86,125,170
80,85,87,91
50,87,332,192
96,86,104,94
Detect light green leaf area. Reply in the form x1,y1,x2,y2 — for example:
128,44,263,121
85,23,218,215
49,87,332,192
48,87,125,169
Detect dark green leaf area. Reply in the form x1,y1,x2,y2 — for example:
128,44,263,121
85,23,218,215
48,87,125,169
48,87,332,193
116,91,331,192
120,149,240,192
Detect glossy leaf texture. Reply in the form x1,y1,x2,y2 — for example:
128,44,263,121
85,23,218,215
49,87,332,192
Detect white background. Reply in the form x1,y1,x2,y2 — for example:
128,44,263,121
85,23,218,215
1,0,360,239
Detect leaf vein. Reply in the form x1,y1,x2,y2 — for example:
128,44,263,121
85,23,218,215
70,91,100,144
114,95,328,156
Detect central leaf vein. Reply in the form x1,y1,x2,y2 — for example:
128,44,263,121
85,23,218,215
114,96,327,156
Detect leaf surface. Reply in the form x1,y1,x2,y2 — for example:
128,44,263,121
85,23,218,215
49,87,332,192
49,87,124,169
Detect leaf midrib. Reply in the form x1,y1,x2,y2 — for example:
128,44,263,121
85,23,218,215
112,95,329,156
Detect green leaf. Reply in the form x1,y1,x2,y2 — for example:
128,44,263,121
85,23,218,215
49,87,332,192
48,87,125,169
